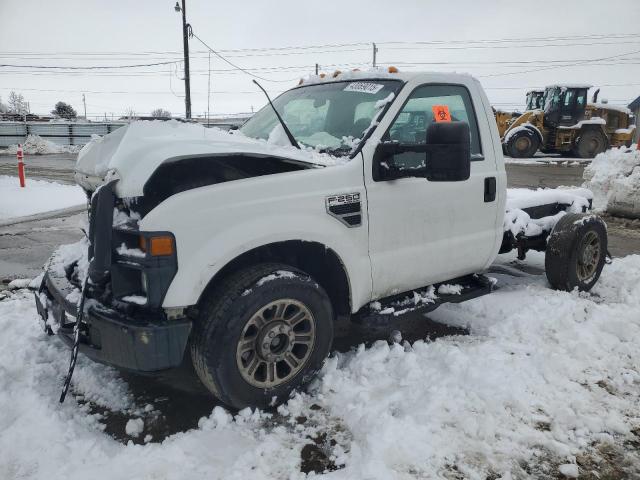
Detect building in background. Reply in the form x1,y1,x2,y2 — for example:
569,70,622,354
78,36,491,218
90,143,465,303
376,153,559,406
629,95,640,144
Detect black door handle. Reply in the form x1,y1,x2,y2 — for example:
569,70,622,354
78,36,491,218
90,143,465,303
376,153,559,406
484,177,496,202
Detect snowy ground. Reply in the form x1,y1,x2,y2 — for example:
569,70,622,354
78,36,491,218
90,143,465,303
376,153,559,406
0,134,83,155
1,251,639,479
504,154,589,166
0,175,85,222
583,146,640,219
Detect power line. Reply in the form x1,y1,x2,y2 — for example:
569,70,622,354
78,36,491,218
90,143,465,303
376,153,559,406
3,59,639,77
3,32,639,56
0,60,179,70
478,48,640,78
188,30,301,83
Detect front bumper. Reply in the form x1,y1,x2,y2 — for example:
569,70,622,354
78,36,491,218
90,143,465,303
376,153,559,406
35,265,192,373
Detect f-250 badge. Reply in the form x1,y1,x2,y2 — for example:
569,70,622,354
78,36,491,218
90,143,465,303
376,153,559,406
325,193,362,228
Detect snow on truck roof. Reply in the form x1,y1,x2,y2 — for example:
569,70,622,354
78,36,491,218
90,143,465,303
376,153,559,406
296,67,478,86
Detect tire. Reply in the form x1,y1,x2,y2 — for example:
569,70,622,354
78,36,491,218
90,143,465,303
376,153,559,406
545,213,607,292
573,129,608,158
190,263,334,410
506,128,540,158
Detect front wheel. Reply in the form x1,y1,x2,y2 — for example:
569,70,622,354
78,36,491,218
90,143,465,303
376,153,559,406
505,128,540,158
545,213,607,292
191,263,334,410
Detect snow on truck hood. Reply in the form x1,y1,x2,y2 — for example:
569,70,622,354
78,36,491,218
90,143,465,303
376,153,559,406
74,120,344,197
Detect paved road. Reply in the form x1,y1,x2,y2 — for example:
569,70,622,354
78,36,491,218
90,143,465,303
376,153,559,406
506,161,585,188
0,153,77,184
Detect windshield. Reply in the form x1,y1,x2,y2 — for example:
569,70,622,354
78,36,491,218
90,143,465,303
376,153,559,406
240,80,403,155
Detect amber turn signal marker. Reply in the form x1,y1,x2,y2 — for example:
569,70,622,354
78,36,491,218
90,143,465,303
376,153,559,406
388,66,399,73
149,236,174,256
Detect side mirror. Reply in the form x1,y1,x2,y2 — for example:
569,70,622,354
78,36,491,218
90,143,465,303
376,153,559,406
373,121,471,182
424,121,471,182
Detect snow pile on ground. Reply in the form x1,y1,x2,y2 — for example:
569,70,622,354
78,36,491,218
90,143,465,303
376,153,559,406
504,187,592,236
2,134,83,155
583,146,640,218
0,176,86,222
1,252,639,478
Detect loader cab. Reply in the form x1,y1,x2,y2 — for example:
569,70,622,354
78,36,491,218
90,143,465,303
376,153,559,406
542,85,589,128
525,90,544,111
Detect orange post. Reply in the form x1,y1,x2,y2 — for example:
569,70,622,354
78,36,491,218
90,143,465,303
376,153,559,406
17,144,25,187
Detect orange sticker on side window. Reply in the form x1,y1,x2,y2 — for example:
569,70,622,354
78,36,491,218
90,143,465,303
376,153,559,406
432,105,452,122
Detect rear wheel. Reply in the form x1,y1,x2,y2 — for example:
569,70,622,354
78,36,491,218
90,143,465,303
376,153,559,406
191,263,334,409
573,129,607,158
506,128,540,158
545,213,607,292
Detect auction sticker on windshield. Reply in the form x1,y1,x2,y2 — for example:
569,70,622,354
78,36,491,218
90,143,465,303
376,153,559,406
344,82,384,94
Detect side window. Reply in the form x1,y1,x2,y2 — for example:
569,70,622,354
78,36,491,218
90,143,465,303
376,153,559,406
564,89,575,107
384,84,481,171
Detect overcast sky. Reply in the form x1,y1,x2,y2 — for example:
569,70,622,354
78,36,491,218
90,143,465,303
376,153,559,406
1,0,639,119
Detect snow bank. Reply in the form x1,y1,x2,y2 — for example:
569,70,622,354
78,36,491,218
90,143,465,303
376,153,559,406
1,134,83,155
504,187,592,236
1,253,639,478
583,146,640,218
0,175,86,221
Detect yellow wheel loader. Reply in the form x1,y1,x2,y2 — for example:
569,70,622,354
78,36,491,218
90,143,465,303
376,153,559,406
503,85,635,159
494,90,544,138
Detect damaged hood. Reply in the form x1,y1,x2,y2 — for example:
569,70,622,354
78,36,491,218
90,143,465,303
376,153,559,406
74,120,345,197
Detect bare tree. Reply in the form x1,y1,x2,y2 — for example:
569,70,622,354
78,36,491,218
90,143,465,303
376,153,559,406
0,96,8,113
150,108,171,118
8,91,29,114
125,107,137,120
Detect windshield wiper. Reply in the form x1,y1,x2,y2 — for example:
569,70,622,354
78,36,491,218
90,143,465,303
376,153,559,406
252,80,300,149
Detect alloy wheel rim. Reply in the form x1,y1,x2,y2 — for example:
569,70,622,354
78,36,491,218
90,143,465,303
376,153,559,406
577,230,601,282
236,299,315,388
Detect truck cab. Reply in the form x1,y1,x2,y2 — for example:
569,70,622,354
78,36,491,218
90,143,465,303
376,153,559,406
36,70,606,410
525,90,544,111
541,84,590,128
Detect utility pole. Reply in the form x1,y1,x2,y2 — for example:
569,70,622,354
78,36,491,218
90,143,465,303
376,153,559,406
315,63,319,75
372,43,378,68
82,94,87,119
207,50,211,127
175,1,192,119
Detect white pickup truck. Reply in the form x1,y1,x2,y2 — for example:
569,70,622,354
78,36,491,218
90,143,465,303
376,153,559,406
35,70,607,409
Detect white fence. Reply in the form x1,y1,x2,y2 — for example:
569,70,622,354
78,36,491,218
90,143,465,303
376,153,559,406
0,117,248,147
0,122,127,147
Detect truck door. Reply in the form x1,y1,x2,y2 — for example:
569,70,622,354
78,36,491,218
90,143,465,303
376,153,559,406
363,83,500,299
